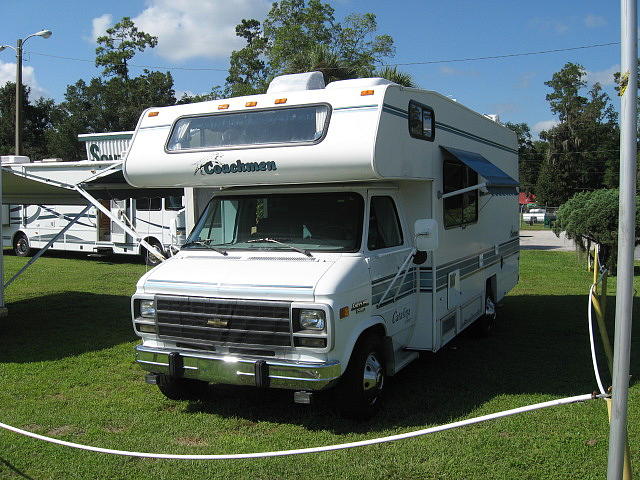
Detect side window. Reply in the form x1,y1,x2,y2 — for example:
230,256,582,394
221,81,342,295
443,158,478,228
137,197,162,211
368,196,403,250
408,100,435,141
164,196,184,210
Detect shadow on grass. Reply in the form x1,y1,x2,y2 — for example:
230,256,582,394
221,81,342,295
182,293,640,434
0,292,136,363
3,247,145,266
0,458,36,480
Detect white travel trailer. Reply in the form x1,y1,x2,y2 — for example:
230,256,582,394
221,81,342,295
2,157,186,264
124,72,519,418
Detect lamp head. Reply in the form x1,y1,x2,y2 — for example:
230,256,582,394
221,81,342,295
35,30,53,39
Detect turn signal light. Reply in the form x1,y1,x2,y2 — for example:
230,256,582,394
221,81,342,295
339,306,350,319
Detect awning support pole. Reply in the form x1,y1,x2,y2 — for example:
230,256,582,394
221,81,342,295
4,205,92,289
73,186,165,262
438,183,487,199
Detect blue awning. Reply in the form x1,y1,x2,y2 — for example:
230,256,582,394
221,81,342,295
441,146,519,196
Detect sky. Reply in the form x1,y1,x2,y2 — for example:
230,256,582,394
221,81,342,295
0,0,631,137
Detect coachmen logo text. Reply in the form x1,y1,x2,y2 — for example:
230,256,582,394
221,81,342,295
195,159,277,176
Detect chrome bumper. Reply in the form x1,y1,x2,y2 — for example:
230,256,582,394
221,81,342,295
135,345,341,391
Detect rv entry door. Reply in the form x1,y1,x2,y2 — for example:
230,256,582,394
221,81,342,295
110,199,129,244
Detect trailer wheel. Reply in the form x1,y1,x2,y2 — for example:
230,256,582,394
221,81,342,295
143,240,164,267
334,334,386,420
156,374,211,401
471,294,497,337
13,233,31,257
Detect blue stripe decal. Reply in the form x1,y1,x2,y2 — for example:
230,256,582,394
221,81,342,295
139,124,172,130
436,122,517,154
146,278,313,289
334,104,378,111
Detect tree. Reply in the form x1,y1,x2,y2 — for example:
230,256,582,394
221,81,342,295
0,82,56,160
535,63,619,206
505,122,545,193
95,17,158,79
48,18,175,160
552,189,640,270
225,0,408,95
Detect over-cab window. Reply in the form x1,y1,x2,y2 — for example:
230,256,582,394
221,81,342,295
443,158,478,228
164,195,183,211
166,104,330,151
368,196,403,250
137,197,162,211
408,100,435,141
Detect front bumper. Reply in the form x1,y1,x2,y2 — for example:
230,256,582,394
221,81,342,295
135,345,341,391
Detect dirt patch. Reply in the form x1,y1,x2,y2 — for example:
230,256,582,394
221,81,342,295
103,425,127,434
21,424,45,432
47,425,85,436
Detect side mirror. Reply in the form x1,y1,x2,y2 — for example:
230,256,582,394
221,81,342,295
414,219,439,252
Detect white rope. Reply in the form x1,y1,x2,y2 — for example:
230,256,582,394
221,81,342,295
588,284,607,395
0,393,596,460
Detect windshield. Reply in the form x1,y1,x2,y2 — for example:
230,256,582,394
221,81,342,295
185,192,364,253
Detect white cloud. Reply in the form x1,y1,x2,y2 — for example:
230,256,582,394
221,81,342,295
532,119,559,136
530,18,569,34
585,64,619,86
131,0,270,62
516,72,536,89
91,13,113,42
0,61,46,98
585,14,606,28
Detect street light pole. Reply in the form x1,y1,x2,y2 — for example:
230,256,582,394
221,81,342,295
0,30,52,157
15,38,22,156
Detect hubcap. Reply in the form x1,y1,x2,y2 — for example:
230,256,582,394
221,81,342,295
16,239,28,254
362,352,384,395
485,296,496,319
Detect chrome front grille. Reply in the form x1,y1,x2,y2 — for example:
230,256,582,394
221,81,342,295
155,295,292,348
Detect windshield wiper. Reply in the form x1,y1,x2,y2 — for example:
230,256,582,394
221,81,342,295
181,240,228,256
247,238,313,257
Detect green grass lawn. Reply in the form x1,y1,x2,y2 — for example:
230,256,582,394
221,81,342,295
519,221,551,231
0,250,637,479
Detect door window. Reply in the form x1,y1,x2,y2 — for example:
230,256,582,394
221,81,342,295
367,196,403,250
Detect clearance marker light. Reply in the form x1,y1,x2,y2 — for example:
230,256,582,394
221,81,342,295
274,98,287,104
218,104,230,110
339,306,350,319
361,90,374,96
147,111,159,117
245,101,257,107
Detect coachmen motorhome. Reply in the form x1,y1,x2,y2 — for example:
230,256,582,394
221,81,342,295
124,72,520,418
1,132,186,265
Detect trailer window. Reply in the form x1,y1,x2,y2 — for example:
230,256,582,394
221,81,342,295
443,158,478,228
166,104,330,152
136,197,162,211
367,196,403,250
164,196,183,211
408,100,435,141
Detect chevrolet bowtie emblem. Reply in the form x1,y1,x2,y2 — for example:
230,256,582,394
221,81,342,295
207,318,228,327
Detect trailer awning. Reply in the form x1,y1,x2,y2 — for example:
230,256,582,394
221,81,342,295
2,164,182,205
440,146,519,196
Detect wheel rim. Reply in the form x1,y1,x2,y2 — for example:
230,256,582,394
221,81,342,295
16,238,28,254
362,352,384,403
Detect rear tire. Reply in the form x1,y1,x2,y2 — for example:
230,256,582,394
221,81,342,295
13,233,31,257
471,293,497,337
156,375,211,401
334,334,386,420
144,239,164,267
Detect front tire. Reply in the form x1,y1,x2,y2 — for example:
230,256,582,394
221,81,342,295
334,334,386,420
156,374,211,401
144,240,164,267
13,233,31,257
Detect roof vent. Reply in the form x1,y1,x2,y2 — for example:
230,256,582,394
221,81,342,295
267,71,325,94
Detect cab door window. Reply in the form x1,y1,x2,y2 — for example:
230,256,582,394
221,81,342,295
367,196,403,250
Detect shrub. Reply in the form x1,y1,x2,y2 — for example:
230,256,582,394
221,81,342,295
552,188,640,270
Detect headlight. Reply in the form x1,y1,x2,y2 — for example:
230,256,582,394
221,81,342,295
299,309,326,330
140,300,156,318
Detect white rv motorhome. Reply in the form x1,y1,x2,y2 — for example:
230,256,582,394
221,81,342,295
2,133,187,265
124,72,520,418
